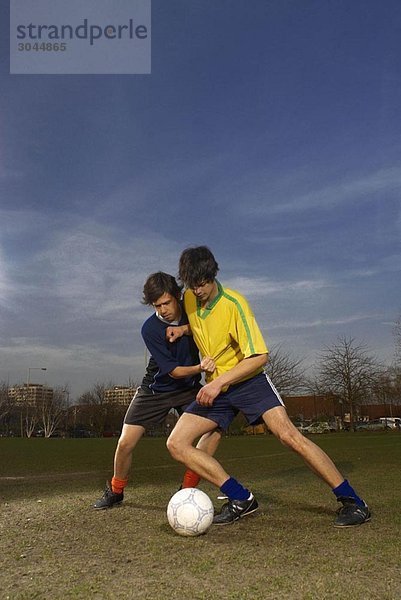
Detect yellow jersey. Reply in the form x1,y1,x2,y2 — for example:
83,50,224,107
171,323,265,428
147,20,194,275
183,281,268,385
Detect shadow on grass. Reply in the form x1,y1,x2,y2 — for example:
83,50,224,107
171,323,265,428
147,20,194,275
296,502,334,516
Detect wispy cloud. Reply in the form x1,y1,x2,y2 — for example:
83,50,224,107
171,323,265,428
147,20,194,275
0,339,146,391
2,214,183,322
41,225,183,319
224,275,333,299
226,166,401,217
343,254,401,280
0,208,63,237
2,339,135,368
269,313,382,331
0,247,15,307
271,167,401,214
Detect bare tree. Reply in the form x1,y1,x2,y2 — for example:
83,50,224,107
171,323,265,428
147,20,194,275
372,366,401,414
13,385,39,438
0,381,10,421
315,336,380,430
25,414,37,437
0,381,12,435
367,317,401,415
39,386,69,438
77,382,116,436
265,344,305,395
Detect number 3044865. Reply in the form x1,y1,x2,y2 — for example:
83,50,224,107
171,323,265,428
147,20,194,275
18,42,67,51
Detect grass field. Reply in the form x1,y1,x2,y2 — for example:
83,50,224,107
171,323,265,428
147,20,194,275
1,432,401,599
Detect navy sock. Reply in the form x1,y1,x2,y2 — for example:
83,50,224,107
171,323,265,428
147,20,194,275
333,479,364,507
220,477,250,501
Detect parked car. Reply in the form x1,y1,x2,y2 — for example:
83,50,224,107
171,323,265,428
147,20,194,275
301,421,331,434
68,428,94,438
379,417,401,430
355,419,387,431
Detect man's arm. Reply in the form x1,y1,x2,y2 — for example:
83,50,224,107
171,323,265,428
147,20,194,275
196,353,268,406
142,321,207,382
166,324,191,343
169,356,216,379
164,324,215,378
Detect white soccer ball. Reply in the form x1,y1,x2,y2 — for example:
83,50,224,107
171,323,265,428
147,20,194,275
167,488,214,537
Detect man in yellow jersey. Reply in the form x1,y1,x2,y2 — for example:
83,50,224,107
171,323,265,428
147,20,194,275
167,247,370,528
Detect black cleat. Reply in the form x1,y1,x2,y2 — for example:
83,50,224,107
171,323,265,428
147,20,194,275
213,494,259,525
334,496,371,528
93,482,124,510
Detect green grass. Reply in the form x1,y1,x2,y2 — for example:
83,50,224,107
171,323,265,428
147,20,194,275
1,433,401,599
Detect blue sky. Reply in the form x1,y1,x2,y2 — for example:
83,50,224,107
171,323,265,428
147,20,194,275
1,0,400,399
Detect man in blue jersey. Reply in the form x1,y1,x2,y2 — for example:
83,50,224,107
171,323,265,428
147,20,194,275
167,246,370,528
94,272,220,509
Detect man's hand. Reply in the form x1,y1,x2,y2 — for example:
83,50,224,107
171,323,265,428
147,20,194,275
166,325,187,343
200,356,216,374
196,380,223,406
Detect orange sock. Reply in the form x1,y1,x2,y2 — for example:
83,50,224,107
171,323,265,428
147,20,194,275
181,469,201,489
111,476,128,494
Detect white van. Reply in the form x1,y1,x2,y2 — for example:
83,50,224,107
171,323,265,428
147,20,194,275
379,417,401,429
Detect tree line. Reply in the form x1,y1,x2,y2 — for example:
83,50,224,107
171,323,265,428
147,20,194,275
1,321,400,437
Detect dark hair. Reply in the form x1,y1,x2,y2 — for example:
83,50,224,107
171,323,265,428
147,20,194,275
142,272,183,305
178,246,219,288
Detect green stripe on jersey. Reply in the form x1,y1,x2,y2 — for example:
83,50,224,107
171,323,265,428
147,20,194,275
222,291,255,355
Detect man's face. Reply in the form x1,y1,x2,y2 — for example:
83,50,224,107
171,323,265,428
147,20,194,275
190,280,217,304
153,293,181,322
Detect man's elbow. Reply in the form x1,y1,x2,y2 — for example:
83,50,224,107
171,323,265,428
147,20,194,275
169,368,180,379
256,353,268,367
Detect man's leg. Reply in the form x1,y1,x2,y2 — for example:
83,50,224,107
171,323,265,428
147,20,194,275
93,424,145,509
263,406,370,526
181,429,223,489
167,414,229,486
167,415,258,524
113,423,145,479
263,406,343,487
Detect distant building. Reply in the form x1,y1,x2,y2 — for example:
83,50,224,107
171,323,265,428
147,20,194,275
104,385,137,406
360,403,401,419
284,394,340,421
8,383,54,407
284,394,401,422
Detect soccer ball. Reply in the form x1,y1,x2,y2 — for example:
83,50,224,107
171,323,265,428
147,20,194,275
167,488,214,537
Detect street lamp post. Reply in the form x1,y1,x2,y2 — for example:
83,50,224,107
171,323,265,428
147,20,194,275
27,367,47,388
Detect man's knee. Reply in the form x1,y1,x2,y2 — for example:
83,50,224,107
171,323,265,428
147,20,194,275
167,427,196,461
166,434,182,460
116,426,144,454
117,436,135,454
276,425,305,452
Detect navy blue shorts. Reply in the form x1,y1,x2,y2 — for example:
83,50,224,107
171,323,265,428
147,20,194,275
184,372,285,430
